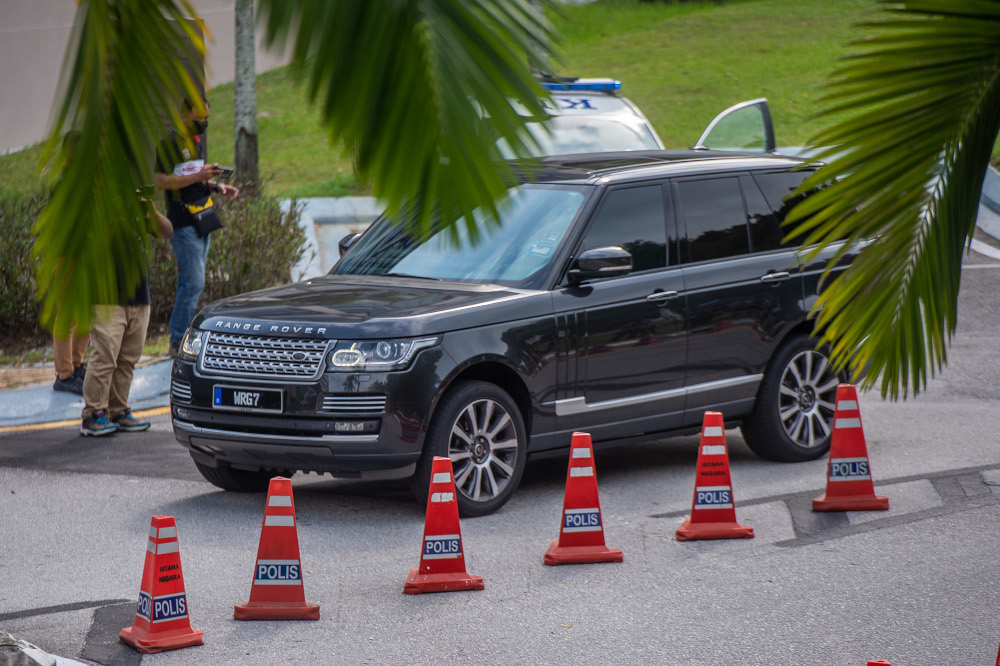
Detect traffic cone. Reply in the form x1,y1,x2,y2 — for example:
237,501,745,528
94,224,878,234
404,457,484,594
120,516,203,654
235,477,320,620
676,412,754,541
544,432,623,565
813,384,889,512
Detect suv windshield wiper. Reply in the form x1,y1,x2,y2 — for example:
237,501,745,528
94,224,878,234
382,272,441,281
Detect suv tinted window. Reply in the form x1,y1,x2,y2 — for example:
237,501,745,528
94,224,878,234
676,177,749,262
740,174,784,252
579,184,667,272
752,169,813,241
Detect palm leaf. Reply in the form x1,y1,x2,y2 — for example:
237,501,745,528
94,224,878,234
36,0,205,336
256,0,554,242
787,0,1000,399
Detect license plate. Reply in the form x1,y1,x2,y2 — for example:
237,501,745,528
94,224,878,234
212,385,283,414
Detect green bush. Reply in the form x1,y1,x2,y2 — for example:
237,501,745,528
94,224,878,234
1,187,307,353
0,190,47,352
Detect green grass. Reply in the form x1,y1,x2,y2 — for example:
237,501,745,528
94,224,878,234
1,0,997,197
550,0,873,148
192,66,365,197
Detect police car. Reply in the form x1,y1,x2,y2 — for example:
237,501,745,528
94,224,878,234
498,77,783,159
496,77,665,156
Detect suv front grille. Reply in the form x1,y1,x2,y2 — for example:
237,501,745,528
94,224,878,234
200,332,332,380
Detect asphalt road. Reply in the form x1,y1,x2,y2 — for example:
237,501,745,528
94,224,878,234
3,249,1000,665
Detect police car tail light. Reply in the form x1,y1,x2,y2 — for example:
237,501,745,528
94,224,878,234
179,329,206,360
540,78,621,92
328,337,439,372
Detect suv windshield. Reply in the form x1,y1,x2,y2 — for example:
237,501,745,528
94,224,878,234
333,184,590,287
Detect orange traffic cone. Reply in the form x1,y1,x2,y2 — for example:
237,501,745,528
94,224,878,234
544,432,622,565
676,412,754,541
404,457,484,594
120,516,203,654
813,384,889,512
235,477,320,620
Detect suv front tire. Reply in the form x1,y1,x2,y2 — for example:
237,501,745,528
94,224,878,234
412,381,528,517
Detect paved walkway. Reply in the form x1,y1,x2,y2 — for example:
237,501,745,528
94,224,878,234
2,168,999,431
0,359,171,430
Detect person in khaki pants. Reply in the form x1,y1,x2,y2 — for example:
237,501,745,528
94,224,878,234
81,203,172,436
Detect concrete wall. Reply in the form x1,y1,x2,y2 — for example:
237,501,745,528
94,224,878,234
0,0,290,154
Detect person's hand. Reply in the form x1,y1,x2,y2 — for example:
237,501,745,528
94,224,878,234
217,182,239,200
198,163,223,182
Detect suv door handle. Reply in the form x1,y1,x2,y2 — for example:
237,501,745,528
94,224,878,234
759,272,791,284
645,290,679,303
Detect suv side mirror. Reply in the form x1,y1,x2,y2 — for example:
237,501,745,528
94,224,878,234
568,246,633,283
338,232,362,257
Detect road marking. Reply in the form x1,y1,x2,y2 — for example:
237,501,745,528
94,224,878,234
0,406,170,434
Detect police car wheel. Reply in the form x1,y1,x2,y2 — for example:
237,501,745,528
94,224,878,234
740,334,844,462
413,381,527,518
193,460,289,492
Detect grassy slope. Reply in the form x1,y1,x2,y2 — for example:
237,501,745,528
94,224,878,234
551,0,872,148
2,0,997,198
199,66,362,198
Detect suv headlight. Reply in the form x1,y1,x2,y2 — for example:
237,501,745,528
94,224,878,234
179,328,206,360
328,337,439,372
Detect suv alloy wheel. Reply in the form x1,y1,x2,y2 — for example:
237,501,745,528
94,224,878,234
412,381,528,517
740,334,846,462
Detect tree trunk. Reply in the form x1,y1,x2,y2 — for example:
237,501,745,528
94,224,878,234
234,0,259,189
527,0,551,75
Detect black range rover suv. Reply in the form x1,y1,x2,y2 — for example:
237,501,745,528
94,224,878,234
171,150,854,516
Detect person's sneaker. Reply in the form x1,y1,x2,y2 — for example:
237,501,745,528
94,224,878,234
112,410,150,432
168,341,180,358
73,363,87,381
53,373,84,395
81,409,117,436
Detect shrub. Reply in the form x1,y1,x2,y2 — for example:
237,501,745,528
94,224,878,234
1,187,306,353
0,190,46,353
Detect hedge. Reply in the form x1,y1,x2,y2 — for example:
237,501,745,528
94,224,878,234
0,188,306,354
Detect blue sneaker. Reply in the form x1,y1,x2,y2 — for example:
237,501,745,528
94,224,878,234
112,410,150,432
81,409,117,436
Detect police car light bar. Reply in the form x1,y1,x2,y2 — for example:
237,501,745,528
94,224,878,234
541,78,621,92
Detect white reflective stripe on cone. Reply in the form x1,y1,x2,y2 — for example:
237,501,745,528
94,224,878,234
264,515,295,527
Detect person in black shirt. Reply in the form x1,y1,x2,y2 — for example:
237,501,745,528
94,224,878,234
154,98,238,357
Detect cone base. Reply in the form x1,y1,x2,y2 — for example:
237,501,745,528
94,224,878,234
403,568,484,594
543,541,623,565
675,519,754,541
119,626,203,654
812,493,889,512
234,601,320,621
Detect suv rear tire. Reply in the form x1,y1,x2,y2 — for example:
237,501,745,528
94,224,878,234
740,334,845,462
194,460,289,492
411,381,528,517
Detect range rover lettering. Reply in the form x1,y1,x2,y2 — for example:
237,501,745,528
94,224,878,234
171,148,855,516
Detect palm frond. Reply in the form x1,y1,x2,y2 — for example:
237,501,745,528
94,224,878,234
787,0,1000,400
256,0,555,241
36,0,204,336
